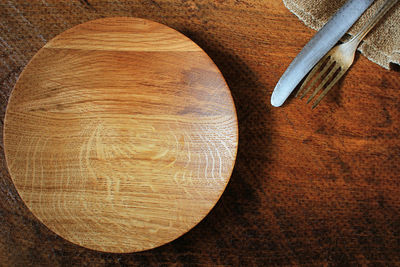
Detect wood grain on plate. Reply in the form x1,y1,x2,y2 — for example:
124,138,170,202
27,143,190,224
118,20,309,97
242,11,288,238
3,17,238,253
1,0,400,265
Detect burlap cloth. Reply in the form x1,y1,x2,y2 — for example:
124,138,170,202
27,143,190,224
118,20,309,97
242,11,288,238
283,0,400,69
2,0,400,265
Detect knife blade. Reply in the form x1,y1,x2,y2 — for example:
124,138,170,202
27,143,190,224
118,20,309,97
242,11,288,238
271,0,374,107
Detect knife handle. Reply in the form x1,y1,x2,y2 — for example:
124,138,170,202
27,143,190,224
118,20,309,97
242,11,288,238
271,0,374,107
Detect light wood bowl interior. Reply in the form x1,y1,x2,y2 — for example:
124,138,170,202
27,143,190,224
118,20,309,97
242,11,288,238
3,17,238,253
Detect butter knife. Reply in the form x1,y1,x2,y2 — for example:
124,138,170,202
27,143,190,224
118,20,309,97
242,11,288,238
271,0,374,107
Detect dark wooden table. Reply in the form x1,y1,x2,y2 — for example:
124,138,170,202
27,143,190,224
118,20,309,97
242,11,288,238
1,0,400,266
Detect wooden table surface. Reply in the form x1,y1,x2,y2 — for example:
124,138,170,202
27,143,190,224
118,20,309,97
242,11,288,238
1,0,399,265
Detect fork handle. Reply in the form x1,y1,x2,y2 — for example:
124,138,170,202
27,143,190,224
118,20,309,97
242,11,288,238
349,0,399,46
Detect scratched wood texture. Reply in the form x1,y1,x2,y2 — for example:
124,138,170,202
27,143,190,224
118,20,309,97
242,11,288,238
1,0,400,266
3,17,238,254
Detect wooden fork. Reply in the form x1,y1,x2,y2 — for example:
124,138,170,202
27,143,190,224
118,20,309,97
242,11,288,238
296,0,399,109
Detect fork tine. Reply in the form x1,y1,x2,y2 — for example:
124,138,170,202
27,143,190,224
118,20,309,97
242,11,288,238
295,55,329,97
297,55,333,99
306,64,340,104
311,68,346,109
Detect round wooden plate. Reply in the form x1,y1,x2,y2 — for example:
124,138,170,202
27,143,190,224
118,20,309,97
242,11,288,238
4,17,238,253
